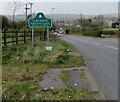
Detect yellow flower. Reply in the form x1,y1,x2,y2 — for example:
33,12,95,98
68,96,72,98
80,93,83,95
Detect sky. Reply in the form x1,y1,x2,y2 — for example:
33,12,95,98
0,2,118,15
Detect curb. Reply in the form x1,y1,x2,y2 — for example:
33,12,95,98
85,62,106,100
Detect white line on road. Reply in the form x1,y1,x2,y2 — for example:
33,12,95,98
83,40,89,42
105,45,118,50
91,42,100,45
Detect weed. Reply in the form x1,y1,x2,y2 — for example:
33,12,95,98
60,70,70,82
2,38,87,100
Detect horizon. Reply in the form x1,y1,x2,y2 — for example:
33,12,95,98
1,13,118,16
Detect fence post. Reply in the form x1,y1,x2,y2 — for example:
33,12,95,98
39,31,42,40
30,31,32,41
44,31,47,41
16,30,18,44
36,31,37,36
12,31,14,45
24,31,26,43
3,29,7,46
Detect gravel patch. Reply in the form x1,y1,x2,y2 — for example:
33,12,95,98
39,67,86,89
66,70,91,90
38,66,106,99
39,68,66,89
68,52,82,56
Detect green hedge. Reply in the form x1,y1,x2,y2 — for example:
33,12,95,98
102,29,118,35
82,30,102,37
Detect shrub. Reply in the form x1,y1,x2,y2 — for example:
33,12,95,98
102,29,118,35
82,30,102,37
65,29,69,34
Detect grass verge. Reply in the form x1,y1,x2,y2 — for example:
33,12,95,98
3,81,95,100
2,38,91,100
80,69,87,79
60,70,70,82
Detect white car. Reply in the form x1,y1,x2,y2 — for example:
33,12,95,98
54,32,58,36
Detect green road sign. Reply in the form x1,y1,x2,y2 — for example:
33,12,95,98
28,12,52,28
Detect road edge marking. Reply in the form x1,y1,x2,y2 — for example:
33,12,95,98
105,45,118,50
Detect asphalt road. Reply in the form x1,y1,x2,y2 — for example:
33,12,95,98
59,34,118,100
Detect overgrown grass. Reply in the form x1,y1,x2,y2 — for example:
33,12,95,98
80,69,87,79
60,70,70,82
3,81,95,100
2,38,85,83
2,38,88,100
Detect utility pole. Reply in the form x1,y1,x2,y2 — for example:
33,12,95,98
80,13,82,32
25,4,30,28
52,8,55,32
29,3,33,17
29,3,34,47
69,21,70,34
69,21,72,34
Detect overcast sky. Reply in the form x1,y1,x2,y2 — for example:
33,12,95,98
0,2,118,15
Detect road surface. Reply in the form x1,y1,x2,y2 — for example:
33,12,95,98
59,34,118,100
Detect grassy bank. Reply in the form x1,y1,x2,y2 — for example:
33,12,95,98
2,38,93,100
3,81,94,100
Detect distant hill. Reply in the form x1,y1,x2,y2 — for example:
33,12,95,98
4,13,118,22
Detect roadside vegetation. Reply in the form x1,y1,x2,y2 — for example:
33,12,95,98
80,69,87,79
2,11,118,100
102,28,118,35
62,15,119,38
1,14,119,38
3,82,95,100
60,70,70,82
69,28,118,38
2,38,90,100
82,30,102,37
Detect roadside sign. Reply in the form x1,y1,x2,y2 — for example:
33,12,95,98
28,12,52,48
28,12,52,28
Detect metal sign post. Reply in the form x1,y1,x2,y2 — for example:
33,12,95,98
32,27,34,47
28,12,52,49
46,27,52,51
47,28,49,44
30,3,34,47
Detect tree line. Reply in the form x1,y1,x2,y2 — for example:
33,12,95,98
1,15,26,31
1,15,119,33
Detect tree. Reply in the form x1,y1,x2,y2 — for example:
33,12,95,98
52,23,56,31
2,16,9,31
8,1,24,29
91,15,106,30
111,22,119,28
17,21,26,29
65,29,69,34
70,15,108,33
